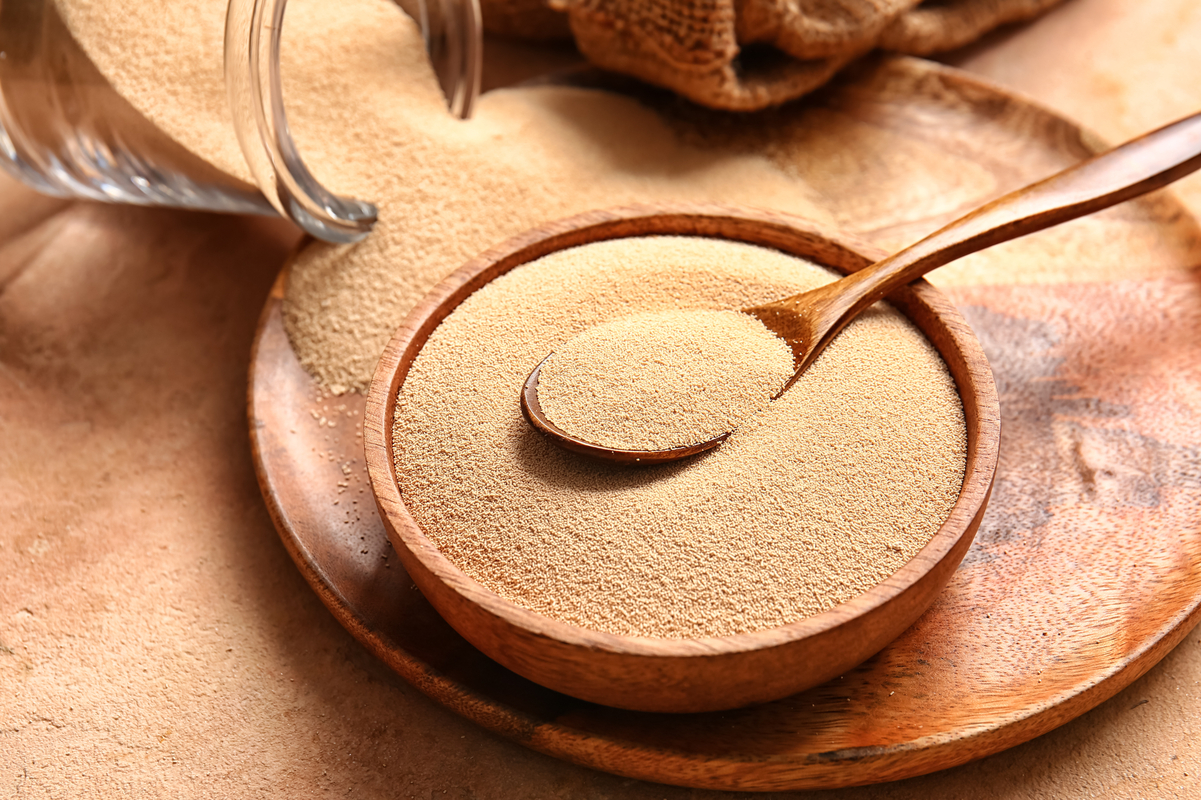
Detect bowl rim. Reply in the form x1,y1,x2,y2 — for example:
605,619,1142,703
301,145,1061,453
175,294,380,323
364,201,1000,659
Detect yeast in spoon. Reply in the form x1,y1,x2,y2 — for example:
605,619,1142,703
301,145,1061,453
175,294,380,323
535,310,794,452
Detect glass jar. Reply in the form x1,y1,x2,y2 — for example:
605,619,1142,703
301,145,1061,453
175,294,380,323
0,0,481,243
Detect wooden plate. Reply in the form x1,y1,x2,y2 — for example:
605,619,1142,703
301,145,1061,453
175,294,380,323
248,56,1201,790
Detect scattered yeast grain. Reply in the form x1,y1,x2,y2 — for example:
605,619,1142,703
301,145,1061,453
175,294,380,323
537,310,794,451
393,236,968,640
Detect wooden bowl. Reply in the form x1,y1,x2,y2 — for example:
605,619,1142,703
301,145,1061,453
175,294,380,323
363,203,1001,713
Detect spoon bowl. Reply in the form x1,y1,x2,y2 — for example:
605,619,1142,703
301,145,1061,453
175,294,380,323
523,110,1201,463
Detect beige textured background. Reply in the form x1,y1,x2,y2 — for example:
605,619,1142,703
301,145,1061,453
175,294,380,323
3,0,1201,796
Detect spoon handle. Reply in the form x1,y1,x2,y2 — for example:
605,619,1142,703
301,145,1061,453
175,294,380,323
793,109,1201,371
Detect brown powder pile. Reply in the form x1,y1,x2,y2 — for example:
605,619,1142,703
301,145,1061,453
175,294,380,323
537,309,794,450
394,235,966,639
275,11,832,394
55,0,833,394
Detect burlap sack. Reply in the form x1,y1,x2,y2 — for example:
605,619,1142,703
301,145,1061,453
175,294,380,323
481,0,1066,110
480,0,573,40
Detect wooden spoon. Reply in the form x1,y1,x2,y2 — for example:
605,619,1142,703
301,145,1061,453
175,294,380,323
522,110,1201,464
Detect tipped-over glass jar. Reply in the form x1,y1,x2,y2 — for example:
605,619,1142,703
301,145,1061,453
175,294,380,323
0,0,481,243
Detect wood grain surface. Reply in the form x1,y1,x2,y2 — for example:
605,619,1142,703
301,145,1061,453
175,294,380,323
249,57,1201,790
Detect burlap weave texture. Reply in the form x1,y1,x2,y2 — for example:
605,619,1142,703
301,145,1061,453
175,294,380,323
482,0,1066,109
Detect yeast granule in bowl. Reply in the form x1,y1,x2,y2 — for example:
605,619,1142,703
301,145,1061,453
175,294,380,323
366,207,998,712
391,234,966,639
